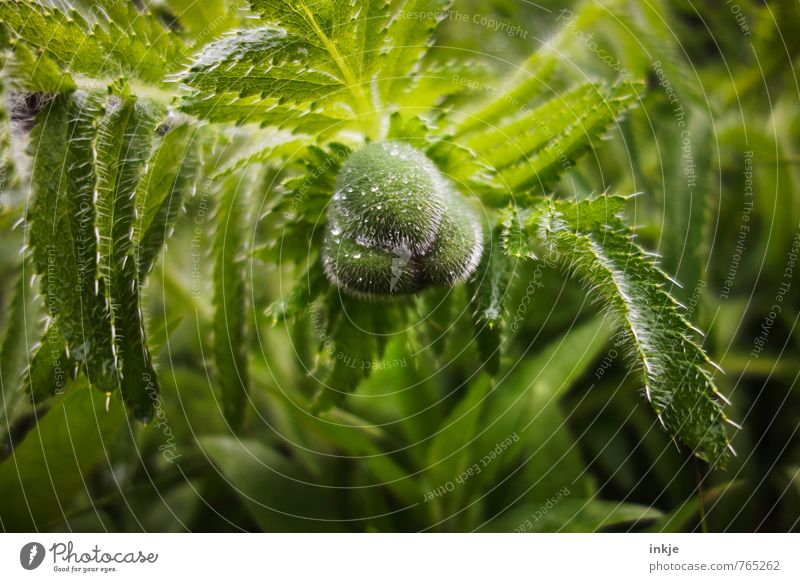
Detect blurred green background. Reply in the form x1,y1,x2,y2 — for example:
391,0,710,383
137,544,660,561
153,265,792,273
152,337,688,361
1,0,799,532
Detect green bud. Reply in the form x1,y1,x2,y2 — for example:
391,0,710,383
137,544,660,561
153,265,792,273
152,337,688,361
322,232,422,298
323,141,483,298
332,141,445,254
420,188,484,287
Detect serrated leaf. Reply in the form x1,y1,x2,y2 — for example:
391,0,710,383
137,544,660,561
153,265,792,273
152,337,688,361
212,133,309,179
212,175,250,428
501,82,642,197
386,112,430,144
27,91,118,392
379,0,451,99
1,0,185,85
134,122,201,280
266,143,349,263
180,91,350,133
451,44,560,137
249,0,390,81
95,95,162,421
467,237,511,375
500,206,534,259
310,295,404,412
2,41,75,92
25,323,72,403
181,26,345,106
465,83,600,169
266,256,328,323
535,199,731,465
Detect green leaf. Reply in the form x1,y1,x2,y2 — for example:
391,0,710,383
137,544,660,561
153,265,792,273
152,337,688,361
27,91,117,392
181,26,346,106
212,133,309,179
1,271,30,399
500,82,642,197
379,0,451,100
265,256,328,324
164,0,238,40
500,206,535,259
200,436,340,532
249,0,390,82
25,323,72,403
469,316,610,499
485,498,661,532
465,84,601,170
310,295,406,412
386,112,431,145
535,198,731,465
426,373,494,508
1,0,185,85
134,122,201,280
95,95,162,421
180,91,350,133
212,175,250,428
2,41,75,92
467,236,511,375
451,44,560,137
0,381,124,531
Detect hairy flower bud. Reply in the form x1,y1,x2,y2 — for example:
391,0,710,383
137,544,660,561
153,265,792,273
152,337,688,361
322,141,483,298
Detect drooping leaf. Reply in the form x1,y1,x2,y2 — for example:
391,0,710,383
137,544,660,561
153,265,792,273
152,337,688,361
212,175,250,428
95,95,163,421
134,122,201,280
467,235,512,375
27,91,118,393
534,197,731,465
25,323,72,403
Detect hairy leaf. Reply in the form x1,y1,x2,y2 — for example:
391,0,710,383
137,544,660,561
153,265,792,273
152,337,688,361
25,323,72,403
534,197,731,465
1,0,185,85
467,236,512,375
27,91,117,392
500,82,642,197
2,41,75,93
134,122,201,280
379,0,451,100
95,95,162,421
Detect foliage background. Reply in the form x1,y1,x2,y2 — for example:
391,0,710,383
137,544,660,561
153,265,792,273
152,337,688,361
0,0,798,532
